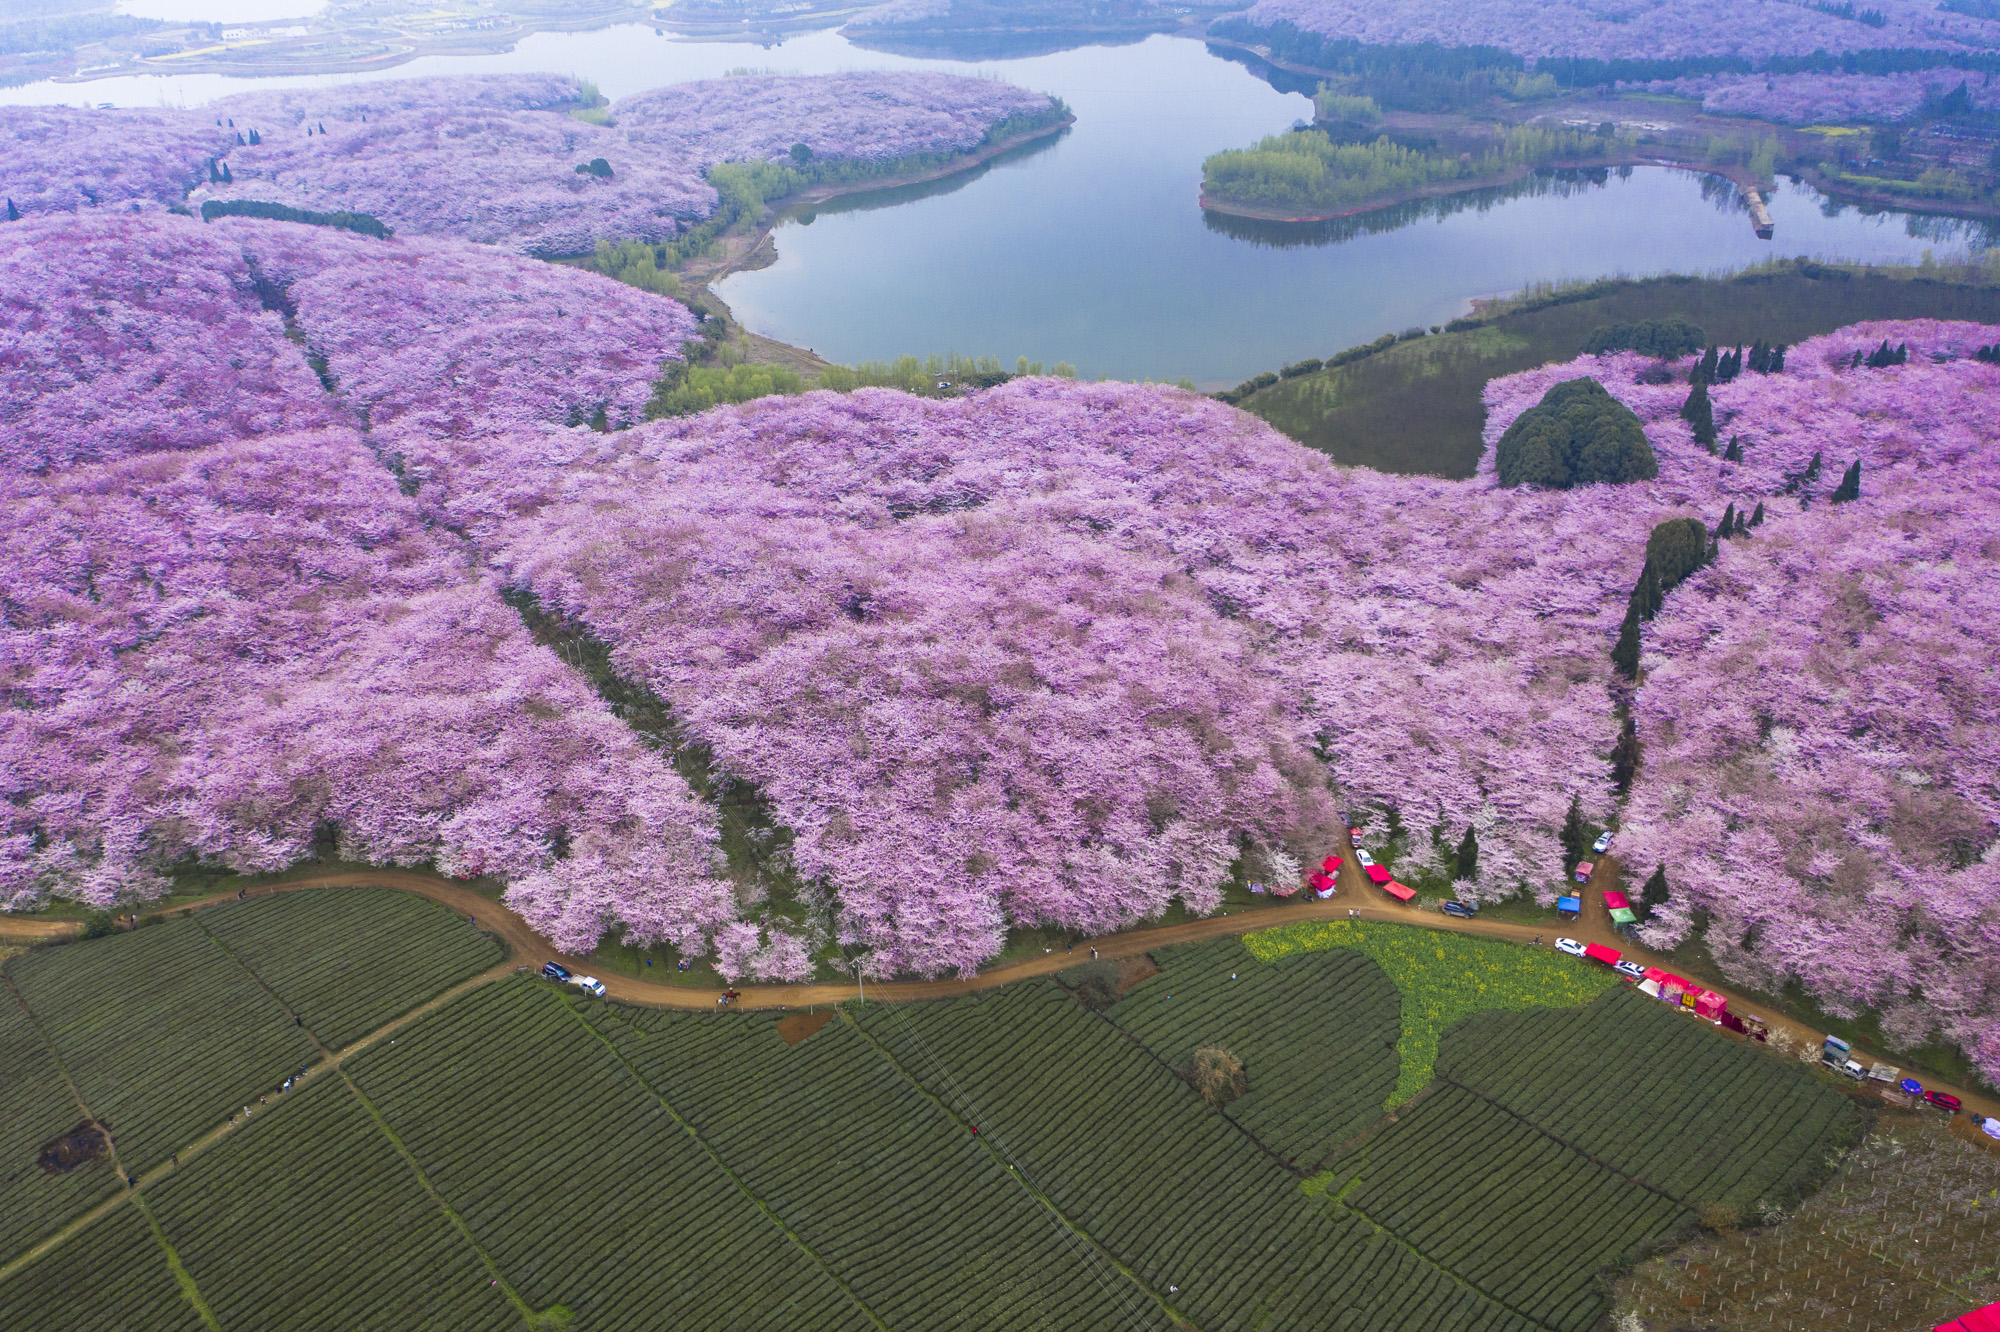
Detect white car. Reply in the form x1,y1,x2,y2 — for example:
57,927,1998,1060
1613,960,1647,981
1554,937,1588,959
1356,849,1375,868
573,974,606,997
1593,831,1614,854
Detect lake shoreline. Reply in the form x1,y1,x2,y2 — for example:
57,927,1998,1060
682,113,1077,363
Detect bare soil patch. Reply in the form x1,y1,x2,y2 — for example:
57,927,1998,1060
1116,954,1159,994
776,1010,835,1046
37,1122,108,1176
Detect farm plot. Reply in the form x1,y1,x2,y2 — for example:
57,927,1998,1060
343,978,874,1331
6,922,319,1175
1244,920,1617,1105
1334,1083,1695,1332
593,1003,1162,1330
148,1075,517,1332
0,988,123,1265
198,887,505,1048
0,1201,200,1332
1103,937,1399,1167
1436,987,1866,1214
851,982,1542,1332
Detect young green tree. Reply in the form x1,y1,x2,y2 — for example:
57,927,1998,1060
1454,825,1479,882
1637,864,1670,921
1190,1046,1247,1107
1830,458,1862,504
1610,715,1640,793
1680,376,1716,452
1560,794,1590,868
1611,605,1642,680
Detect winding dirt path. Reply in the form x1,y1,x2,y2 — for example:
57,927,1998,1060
5,859,1995,1128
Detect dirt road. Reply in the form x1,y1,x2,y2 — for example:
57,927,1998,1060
5,859,1995,1129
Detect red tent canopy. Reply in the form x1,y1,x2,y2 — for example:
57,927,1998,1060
1364,865,1392,884
1642,966,1669,985
1936,1300,2000,1332
1321,854,1343,873
1583,943,1621,966
1307,871,1331,891
1602,890,1631,910
1380,880,1416,902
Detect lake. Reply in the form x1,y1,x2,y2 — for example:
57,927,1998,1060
12,26,1988,386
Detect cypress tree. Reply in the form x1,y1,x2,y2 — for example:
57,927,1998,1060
1696,345,1719,384
4,198,16,221
1560,795,1590,868
1454,826,1479,882
1831,458,1861,503
1612,605,1642,679
1637,864,1670,921
1680,377,1716,451
1770,344,1786,372
1716,502,1736,540
1850,349,1864,368
1749,500,1765,526
1611,715,1640,793
219,162,233,184
1723,435,1743,463
208,157,222,184
248,128,261,145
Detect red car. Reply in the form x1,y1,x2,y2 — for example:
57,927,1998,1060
1349,827,1364,847
1926,1090,1962,1113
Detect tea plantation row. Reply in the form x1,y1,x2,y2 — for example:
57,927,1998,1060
0,899,1864,1330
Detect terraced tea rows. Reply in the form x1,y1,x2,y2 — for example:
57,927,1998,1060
1437,987,1866,1212
0,987,122,1265
147,1076,517,1332
0,1203,203,1332
851,981,1542,1332
198,887,504,1048
599,1004,1159,1330
1103,938,1399,1167
343,981,873,1331
1336,1084,1695,1332
0,907,1874,1331
6,920,319,1175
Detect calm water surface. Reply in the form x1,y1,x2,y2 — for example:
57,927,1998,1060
12,28,1984,385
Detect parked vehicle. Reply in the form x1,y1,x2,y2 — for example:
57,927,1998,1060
1613,960,1647,981
1593,830,1614,854
1554,937,1587,958
1900,1077,1924,1097
1573,861,1594,883
1840,1059,1868,1081
1349,827,1364,848
1441,900,1476,919
573,974,606,998
542,962,572,983
1820,1035,1852,1069
1926,1090,1962,1113
1355,849,1375,868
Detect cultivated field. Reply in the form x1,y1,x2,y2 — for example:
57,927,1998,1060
0,896,1886,1330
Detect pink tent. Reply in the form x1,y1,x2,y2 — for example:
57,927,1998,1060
1380,880,1415,902
1693,990,1728,1021
1364,865,1392,884
1935,1299,2000,1332
1583,943,1621,967
1321,854,1344,873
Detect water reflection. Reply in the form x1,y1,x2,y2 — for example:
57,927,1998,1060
1202,168,1621,248
788,128,1071,225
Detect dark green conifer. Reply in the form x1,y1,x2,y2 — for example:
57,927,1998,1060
1454,826,1479,882
1830,458,1861,503
1637,864,1670,921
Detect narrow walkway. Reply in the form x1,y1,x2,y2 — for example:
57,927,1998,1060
4,860,1995,1127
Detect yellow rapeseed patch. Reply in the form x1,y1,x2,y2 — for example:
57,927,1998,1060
1245,919,1617,1105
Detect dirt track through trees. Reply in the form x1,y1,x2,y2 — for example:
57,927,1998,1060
3,860,1995,1128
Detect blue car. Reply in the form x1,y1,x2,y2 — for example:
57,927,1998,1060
1899,1077,1923,1097
542,961,573,983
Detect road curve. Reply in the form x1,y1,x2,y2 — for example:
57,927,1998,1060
4,860,1995,1127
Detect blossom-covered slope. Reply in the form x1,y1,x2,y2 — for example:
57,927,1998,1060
0,432,731,951
398,380,1668,974
1239,0,1994,63
189,71,1056,254
0,105,235,217
0,213,341,473
221,219,699,435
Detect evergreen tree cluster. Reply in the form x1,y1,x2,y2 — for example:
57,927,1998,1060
1853,339,1909,368
1494,376,1658,489
206,157,234,185
1611,516,1713,679
1581,317,1705,359
1976,344,2000,364
1702,339,1787,383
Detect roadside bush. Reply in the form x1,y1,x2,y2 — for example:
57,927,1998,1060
1493,376,1657,488
1058,959,1121,1011
1190,1046,1247,1107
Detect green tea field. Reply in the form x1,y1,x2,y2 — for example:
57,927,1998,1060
0,893,1869,1331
